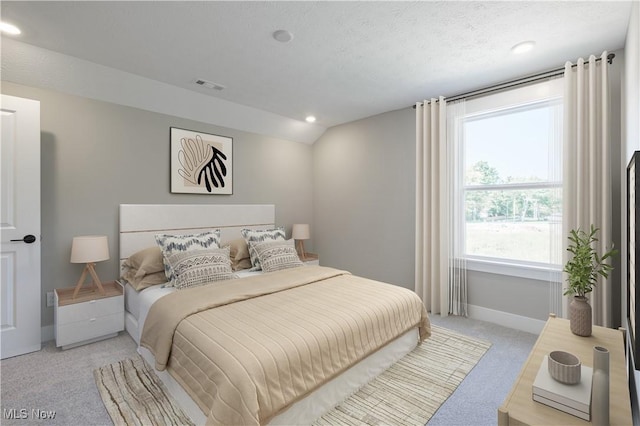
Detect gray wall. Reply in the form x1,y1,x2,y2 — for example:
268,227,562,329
1,81,314,329
622,1,640,326
610,49,624,327
467,272,549,320
313,108,416,289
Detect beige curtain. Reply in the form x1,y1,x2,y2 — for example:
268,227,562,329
415,97,467,316
562,51,612,326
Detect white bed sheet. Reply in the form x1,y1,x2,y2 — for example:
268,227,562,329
124,282,142,320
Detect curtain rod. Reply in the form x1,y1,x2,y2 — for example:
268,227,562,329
413,53,615,108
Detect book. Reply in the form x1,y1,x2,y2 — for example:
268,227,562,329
533,393,590,421
532,355,592,419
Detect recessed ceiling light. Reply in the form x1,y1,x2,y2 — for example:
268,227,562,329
273,29,293,43
0,21,21,35
305,116,316,123
511,41,535,54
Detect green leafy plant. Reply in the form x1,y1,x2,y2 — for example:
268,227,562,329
563,225,618,297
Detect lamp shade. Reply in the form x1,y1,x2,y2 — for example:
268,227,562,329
70,235,110,263
292,224,310,240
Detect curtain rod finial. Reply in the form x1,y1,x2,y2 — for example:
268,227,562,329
607,53,615,64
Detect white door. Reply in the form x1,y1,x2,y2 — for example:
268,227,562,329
1,94,41,359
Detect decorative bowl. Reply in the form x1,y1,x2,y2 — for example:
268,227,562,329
548,351,581,385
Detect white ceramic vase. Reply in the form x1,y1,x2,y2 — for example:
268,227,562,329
591,346,610,426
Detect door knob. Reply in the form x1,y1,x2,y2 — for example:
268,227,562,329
10,235,36,244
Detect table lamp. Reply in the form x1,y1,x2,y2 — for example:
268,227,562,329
70,235,109,298
292,224,310,260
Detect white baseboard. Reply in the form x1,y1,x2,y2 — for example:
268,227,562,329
41,325,54,343
467,304,546,334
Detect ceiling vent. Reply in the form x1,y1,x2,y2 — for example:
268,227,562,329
195,79,225,91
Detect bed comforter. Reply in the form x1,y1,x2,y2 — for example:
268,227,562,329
140,265,430,425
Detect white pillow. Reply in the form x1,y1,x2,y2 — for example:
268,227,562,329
166,247,236,290
254,239,303,273
240,227,286,271
155,230,221,283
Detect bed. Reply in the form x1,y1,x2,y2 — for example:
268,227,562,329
119,204,430,425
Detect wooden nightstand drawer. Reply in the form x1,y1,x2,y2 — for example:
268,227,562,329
56,294,123,325
56,312,124,348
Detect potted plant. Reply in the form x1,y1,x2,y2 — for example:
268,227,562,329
563,225,618,336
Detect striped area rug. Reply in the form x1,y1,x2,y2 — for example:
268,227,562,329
94,356,194,426
313,325,491,425
95,325,490,426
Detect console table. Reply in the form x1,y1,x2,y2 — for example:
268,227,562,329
498,315,631,425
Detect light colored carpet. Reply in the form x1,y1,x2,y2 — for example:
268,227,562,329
0,317,536,426
0,333,138,426
93,325,490,426
427,315,538,425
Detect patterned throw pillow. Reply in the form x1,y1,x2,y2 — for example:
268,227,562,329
253,239,303,273
240,227,286,271
166,247,236,290
155,230,221,283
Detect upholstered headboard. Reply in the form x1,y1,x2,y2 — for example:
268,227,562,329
119,204,275,263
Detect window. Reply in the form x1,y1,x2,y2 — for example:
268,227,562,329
462,80,563,274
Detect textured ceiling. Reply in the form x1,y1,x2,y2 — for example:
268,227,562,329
0,1,633,128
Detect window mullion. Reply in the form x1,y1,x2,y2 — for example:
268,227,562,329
465,181,562,191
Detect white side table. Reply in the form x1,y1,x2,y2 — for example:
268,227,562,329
54,280,124,350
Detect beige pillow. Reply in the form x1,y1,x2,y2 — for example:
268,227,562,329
122,246,164,278
121,270,167,291
222,238,252,271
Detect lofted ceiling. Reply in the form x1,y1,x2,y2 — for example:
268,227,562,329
0,1,633,130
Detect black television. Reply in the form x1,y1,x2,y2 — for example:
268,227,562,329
627,151,640,422
629,151,640,363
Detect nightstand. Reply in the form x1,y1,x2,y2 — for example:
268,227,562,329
54,280,124,350
301,253,319,266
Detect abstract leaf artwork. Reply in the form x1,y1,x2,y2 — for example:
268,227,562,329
170,127,233,194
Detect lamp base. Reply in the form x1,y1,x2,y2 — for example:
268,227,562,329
296,240,307,261
72,263,106,299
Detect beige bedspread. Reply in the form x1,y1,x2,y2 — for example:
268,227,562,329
141,266,430,425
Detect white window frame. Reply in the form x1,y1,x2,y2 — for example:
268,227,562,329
462,78,564,280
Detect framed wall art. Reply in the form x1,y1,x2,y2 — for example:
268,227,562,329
170,127,233,194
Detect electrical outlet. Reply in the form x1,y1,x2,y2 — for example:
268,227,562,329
46,292,54,307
